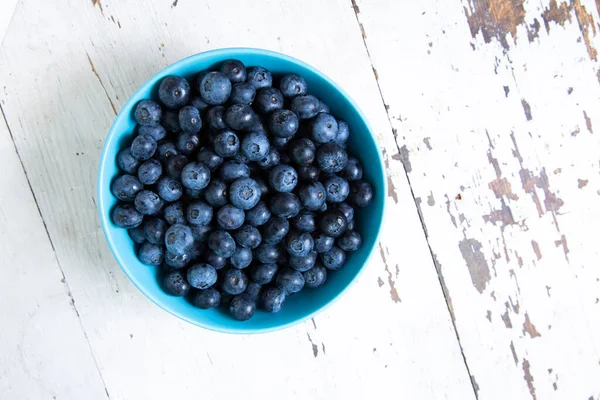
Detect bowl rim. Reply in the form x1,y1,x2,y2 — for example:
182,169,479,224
97,47,387,334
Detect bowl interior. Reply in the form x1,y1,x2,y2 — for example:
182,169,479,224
98,48,386,333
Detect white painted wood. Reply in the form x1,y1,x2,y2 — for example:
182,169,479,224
0,0,18,45
0,114,108,398
354,0,600,399
0,0,474,399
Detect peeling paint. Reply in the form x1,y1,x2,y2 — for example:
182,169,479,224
555,234,570,261
446,196,458,228
381,149,399,204
584,110,594,133
433,253,455,322
523,313,542,338
486,310,492,322
523,359,537,400
489,178,519,200
306,333,318,357
532,240,542,260
510,341,519,365
578,178,589,188
502,309,513,328
377,277,384,287
379,244,401,303
427,191,435,206
464,0,526,50
483,202,516,226
395,145,412,172
423,137,432,150
459,238,491,293
527,18,541,41
522,99,533,121
92,0,104,16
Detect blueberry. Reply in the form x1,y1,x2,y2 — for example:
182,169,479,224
199,71,232,105
231,246,253,269
222,268,248,295
255,177,270,198
163,201,186,225
192,288,221,309
335,120,350,145
268,109,299,138
165,154,189,179
250,263,278,284
181,162,210,190
297,164,320,181
337,230,362,252
279,151,292,164
276,268,305,294
165,223,194,256
261,216,289,244
323,176,350,203
203,179,229,207
218,161,250,182
291,94,319,119
297,181,326,211
279,74,307,98
303,264,327,288
203,250,227,270
139,242,164,266
269,193,301,219
129,225,146,244
257,148,280,169
246,201,271,227
189,94,210,113
319,210,347,238
220,59,246,83
205,106,227,131
176,132,200,156
260,286,286,312
246,66,272,89
139,124,167,141
255,243,282,264
233,152,250,164
313,232,334,253
224,104,255,131
178,106,202,133
268,164,298,193
158,76,191,109
161,110,182,133
156,141,178,162
229,177,261,210
213,130,240,158
189,242,205,261
217,204,245,230
346,219,356,231
186,187,204,200
318,202,328,213
272,136,292,151
310,113,338,143
288,138,316,165
292,210,317,232
234,225,262,249
320,246,346,270
117,149,140,174
196,147,223,170
112,204,143,228
163,270,190,296
165,251,190,269
134,100,162,126
130,134,157,161
112,174,143,202
186,201,213,226
317,99,330,114
186,263,217,289
317,142,348,173
349,180,374,208
285,230,314,257
244,282,263,302
156,177,183,202
137,159,162,185
341,157,363,181
241,132,270,161
135,190,163,216
191,223,213,242
289,250,317,272
229,82,256,105
254,87,284,114
208,230,236,258
229,294,255,321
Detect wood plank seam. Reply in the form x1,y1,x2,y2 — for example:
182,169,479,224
0,103,111,400
348,2,481,399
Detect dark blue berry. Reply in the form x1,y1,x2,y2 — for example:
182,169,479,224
129,225,146,244
320,246,346,270
269,193,301,219
165,154,188,179
279,74,307,98
298,181,326,210
199,72,232,105
261,216,290,244
336,202,354,222
187,263,217,289
189,94,210,112
156,141,178,162
349,180,374,208
255,87,284,114
196,147,223,170
208,230,236,258
163,270,190,296
260,286,286,312
303,264,327,288
250,263,278,284
269,164,298,193
139,242,164,266
203,250,227,270
241,132,270,161
276,268,305,294
130,134,157,161
317,142,348,173
292,210,317,232
337,230,362,252
186,201,213,226
113,204,143,228
112,174,143,202
165,251,190,269
186,188,203,200
224,104,256,131
161,110,181,133
313,232,334,253
244,282,263,302
289,250,317,272
178,106,202,133
229,294,255,321
255,243,282,264
222,268,248,295
288,138,316,165
341,157,363,181
156,177,183,202
335,120,350,145
319,210,347,238
213,130,240,158
247,66,272,89
135,190,163,216
323,176,350,203
205,106,227,131
246,201,271,227
138,159,162,185
229,82,256,105
291,94,319,119
176,132,200,156
163,201,185,225
297,164,320,181
310,113,338,143
255,177,270,198
191,223,213,242
346,219,355,231
181,162,210,190
231,246,253,269
158,76,190,109
139,124,167,141
134,100,162,126
218,161,250,182
192,288,221,309
203,179,228,207
257,148,280,169
220,59,246,83
234,225,262,249
268,109,299,138
217,204,245,230
285,230,314,257
229,177,261,210
317,99,330,114
117,149,140,174
165,223,194,256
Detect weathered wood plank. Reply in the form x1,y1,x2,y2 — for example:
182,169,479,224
0,0,475,398
0,110,108,399
355,0,600,398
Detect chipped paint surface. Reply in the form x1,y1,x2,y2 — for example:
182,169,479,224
459,238,491,293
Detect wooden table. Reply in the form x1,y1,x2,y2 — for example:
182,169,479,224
1,0,598,399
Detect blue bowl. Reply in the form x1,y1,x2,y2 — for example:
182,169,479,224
97,48,386,334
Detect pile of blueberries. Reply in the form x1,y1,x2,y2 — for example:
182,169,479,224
111,59,374,321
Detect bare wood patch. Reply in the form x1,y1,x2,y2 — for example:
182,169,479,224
92,0,104,16
523,313,542,338
378,244,401,303
459,238,491,293
521,99,533,121
381,149,399,204
464,0,526,50
510,341,519,365
522,359,537,400
578,178,589,188
583,110,593,133
531,240,542,260
554,234,570,261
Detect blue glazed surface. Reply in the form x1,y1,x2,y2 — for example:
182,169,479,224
97,48,386,334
